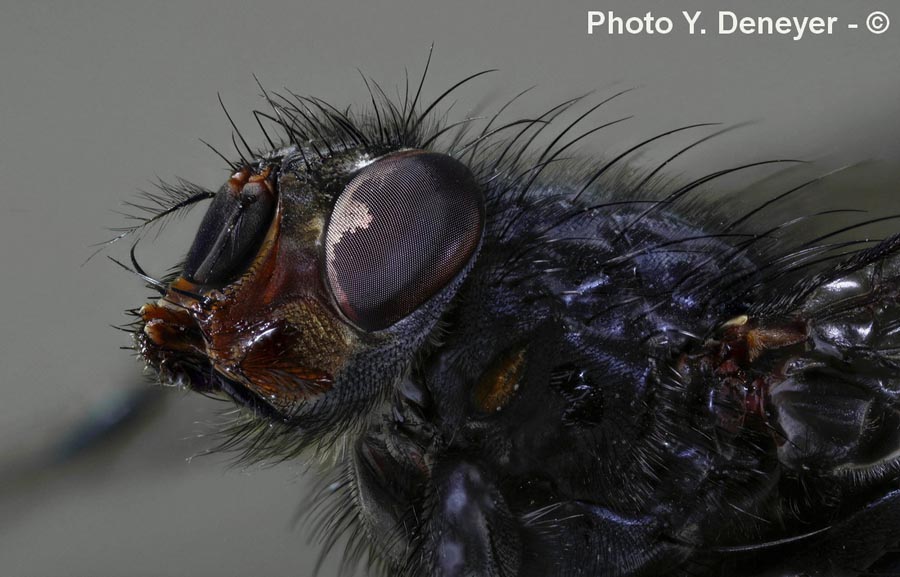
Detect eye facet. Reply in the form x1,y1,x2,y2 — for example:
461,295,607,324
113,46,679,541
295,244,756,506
183,169,276,286
324,150,484,331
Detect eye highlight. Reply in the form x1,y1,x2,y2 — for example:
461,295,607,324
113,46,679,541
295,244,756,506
324,150,484,332
183,167,277,286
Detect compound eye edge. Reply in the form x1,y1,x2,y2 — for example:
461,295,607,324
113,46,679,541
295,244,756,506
324,150,485,332
183,167,277,286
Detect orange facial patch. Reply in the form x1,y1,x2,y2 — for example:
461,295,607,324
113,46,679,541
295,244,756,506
228,165,274,195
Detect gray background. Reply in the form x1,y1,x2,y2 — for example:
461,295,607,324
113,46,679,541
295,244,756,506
1,0,898,576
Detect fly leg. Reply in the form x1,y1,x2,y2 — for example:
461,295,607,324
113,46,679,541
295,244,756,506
757,488,900,577
425,461,522,577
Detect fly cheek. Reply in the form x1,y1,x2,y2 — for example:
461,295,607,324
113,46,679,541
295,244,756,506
194,165,362,412
322,150,485,333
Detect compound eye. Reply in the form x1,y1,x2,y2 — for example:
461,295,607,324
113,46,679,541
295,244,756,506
324,150,484,332
183,169,276,286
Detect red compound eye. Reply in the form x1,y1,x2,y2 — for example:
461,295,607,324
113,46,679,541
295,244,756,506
324,150,484,332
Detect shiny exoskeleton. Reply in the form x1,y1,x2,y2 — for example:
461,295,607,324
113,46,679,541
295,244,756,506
122,71,900,577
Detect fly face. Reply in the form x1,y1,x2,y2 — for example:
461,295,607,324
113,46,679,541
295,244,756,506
137,146,484,432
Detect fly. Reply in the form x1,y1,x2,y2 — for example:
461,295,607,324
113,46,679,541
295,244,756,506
113,55,900,577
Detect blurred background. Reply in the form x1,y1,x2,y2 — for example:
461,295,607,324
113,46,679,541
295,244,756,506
1,0,898,576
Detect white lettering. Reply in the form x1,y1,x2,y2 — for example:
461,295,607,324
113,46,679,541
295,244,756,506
586,11,674,35
719,11,737,34
682,11,702,34
587,11,605,34
718,12,838,40
624,15,643,34
656,16,673,34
